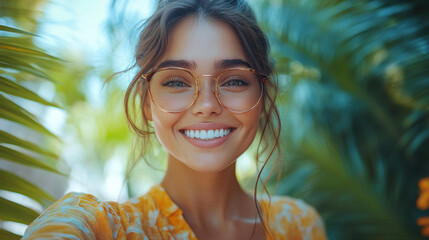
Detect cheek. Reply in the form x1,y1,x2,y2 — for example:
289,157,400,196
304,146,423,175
238,106,263,147
151,108,180,149
245,116,260,144
249,103,263,130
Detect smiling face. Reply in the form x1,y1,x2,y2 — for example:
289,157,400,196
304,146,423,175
146,16,262,173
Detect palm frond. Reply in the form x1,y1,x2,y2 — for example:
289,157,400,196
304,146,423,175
0,197,40,225
0,3,64,237
0,25,35,36
0,130,58,158
0,76,59,108
0,94,57,138
0,229,21,240
258,0,429,239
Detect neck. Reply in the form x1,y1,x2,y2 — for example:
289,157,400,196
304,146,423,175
161,155,253,223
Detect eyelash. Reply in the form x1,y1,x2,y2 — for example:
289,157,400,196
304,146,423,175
162,78,191,88
221,77,249,87
158,74,250,88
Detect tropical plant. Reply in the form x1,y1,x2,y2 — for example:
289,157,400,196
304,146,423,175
255,0,429,239
0,1,64,239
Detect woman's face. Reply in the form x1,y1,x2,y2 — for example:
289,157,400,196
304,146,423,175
147,16,262,173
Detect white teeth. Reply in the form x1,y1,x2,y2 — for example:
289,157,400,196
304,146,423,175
207,130,214,139
200,130,207,139
184,128,232,140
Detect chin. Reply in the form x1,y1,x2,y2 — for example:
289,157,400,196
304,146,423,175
182,155,237,173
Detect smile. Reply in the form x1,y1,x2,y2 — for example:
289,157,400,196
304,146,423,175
183,128,232,140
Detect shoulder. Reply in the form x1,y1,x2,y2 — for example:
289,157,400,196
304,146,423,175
46,192,122,218
266,195,319,220
23,192,125,239
35,192,117,222
260,195,327,240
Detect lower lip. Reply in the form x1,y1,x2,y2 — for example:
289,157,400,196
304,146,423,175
180,129,234,148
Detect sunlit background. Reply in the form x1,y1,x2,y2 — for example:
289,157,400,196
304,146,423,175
1,0,429,239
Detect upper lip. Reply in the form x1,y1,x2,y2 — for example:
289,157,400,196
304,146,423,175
180,122,236,131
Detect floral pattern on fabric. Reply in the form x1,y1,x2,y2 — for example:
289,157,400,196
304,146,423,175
23,184,327,240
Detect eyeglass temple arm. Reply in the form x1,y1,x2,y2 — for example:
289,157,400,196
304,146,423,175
258,72,270,83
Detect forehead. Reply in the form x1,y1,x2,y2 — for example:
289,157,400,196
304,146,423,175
159,16,248,70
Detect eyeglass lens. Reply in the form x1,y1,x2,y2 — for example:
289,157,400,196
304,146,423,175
148,69,262,113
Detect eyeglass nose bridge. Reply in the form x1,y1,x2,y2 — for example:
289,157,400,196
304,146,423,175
198,73,219,82
200,74,214,78
193,73,222,106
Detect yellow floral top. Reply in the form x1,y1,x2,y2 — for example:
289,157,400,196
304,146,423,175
23,184,327,239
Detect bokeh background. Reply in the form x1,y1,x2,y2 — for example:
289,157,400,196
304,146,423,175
1,0,428,239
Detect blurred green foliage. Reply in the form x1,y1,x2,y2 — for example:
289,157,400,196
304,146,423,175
255,0,429,239
0,0,63,239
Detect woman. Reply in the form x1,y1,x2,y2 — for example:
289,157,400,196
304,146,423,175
23,0,327,239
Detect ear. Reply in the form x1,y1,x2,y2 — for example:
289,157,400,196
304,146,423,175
143,98,153,121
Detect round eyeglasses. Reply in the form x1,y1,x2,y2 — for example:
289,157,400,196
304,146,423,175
142,67,268,113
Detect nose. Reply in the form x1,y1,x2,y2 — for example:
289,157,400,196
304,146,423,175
191,76,222,116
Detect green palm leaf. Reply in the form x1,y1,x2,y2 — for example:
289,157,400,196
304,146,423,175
0,145,60,173
0,170,55,205
0,94,57,138
0,130,58,158
0,229,21,240
0,76,59,108
0,197,40,225
0,25,35,35
0,55,53,81
0,2,65,238
257,0,429,239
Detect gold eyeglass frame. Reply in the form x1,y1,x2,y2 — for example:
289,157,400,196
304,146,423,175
141,66,269,114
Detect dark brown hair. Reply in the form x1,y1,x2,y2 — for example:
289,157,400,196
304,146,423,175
124,0,281,238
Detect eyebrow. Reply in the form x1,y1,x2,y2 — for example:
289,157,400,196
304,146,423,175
216,59,252,69
156,59,252,70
